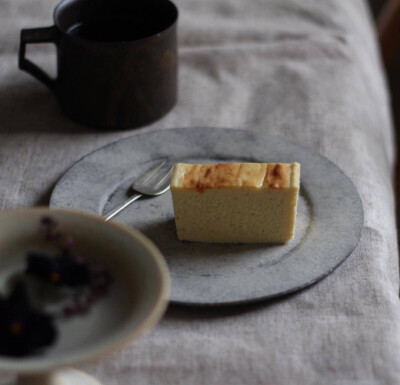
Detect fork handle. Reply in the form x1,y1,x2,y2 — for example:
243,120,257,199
104,193,143,221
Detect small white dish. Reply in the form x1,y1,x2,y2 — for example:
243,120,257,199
0,208,170,385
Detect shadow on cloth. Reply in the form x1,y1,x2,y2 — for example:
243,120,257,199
0,81,95,133
165,285,315,320
36,180,58,207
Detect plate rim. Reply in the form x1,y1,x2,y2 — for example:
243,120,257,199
50,127,364,306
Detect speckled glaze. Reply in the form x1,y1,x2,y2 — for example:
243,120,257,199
50,127,364,305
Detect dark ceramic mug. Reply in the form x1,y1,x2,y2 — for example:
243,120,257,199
19,0,178,129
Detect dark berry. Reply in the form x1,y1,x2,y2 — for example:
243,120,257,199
0,282,57,357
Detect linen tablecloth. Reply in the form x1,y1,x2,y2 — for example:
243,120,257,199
0,0,398,383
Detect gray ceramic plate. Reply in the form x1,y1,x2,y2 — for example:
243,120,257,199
50,127,364,306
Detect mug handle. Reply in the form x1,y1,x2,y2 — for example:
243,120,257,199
19,26,61,93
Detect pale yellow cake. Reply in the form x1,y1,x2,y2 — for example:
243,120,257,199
170,162,300,243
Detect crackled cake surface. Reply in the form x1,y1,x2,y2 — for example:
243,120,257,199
171,162,300,243
171,163,299,190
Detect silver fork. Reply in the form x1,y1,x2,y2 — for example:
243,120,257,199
104,161,174,221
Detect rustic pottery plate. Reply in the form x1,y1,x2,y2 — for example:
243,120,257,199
0,208,169,379
50,128,364,306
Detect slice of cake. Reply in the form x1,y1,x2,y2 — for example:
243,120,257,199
170,162,300,243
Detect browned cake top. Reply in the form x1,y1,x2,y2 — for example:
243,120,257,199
171,163,300,190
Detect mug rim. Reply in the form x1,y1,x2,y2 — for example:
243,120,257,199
53,0,178,45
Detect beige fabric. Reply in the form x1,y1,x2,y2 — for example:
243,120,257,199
0,0,399,383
